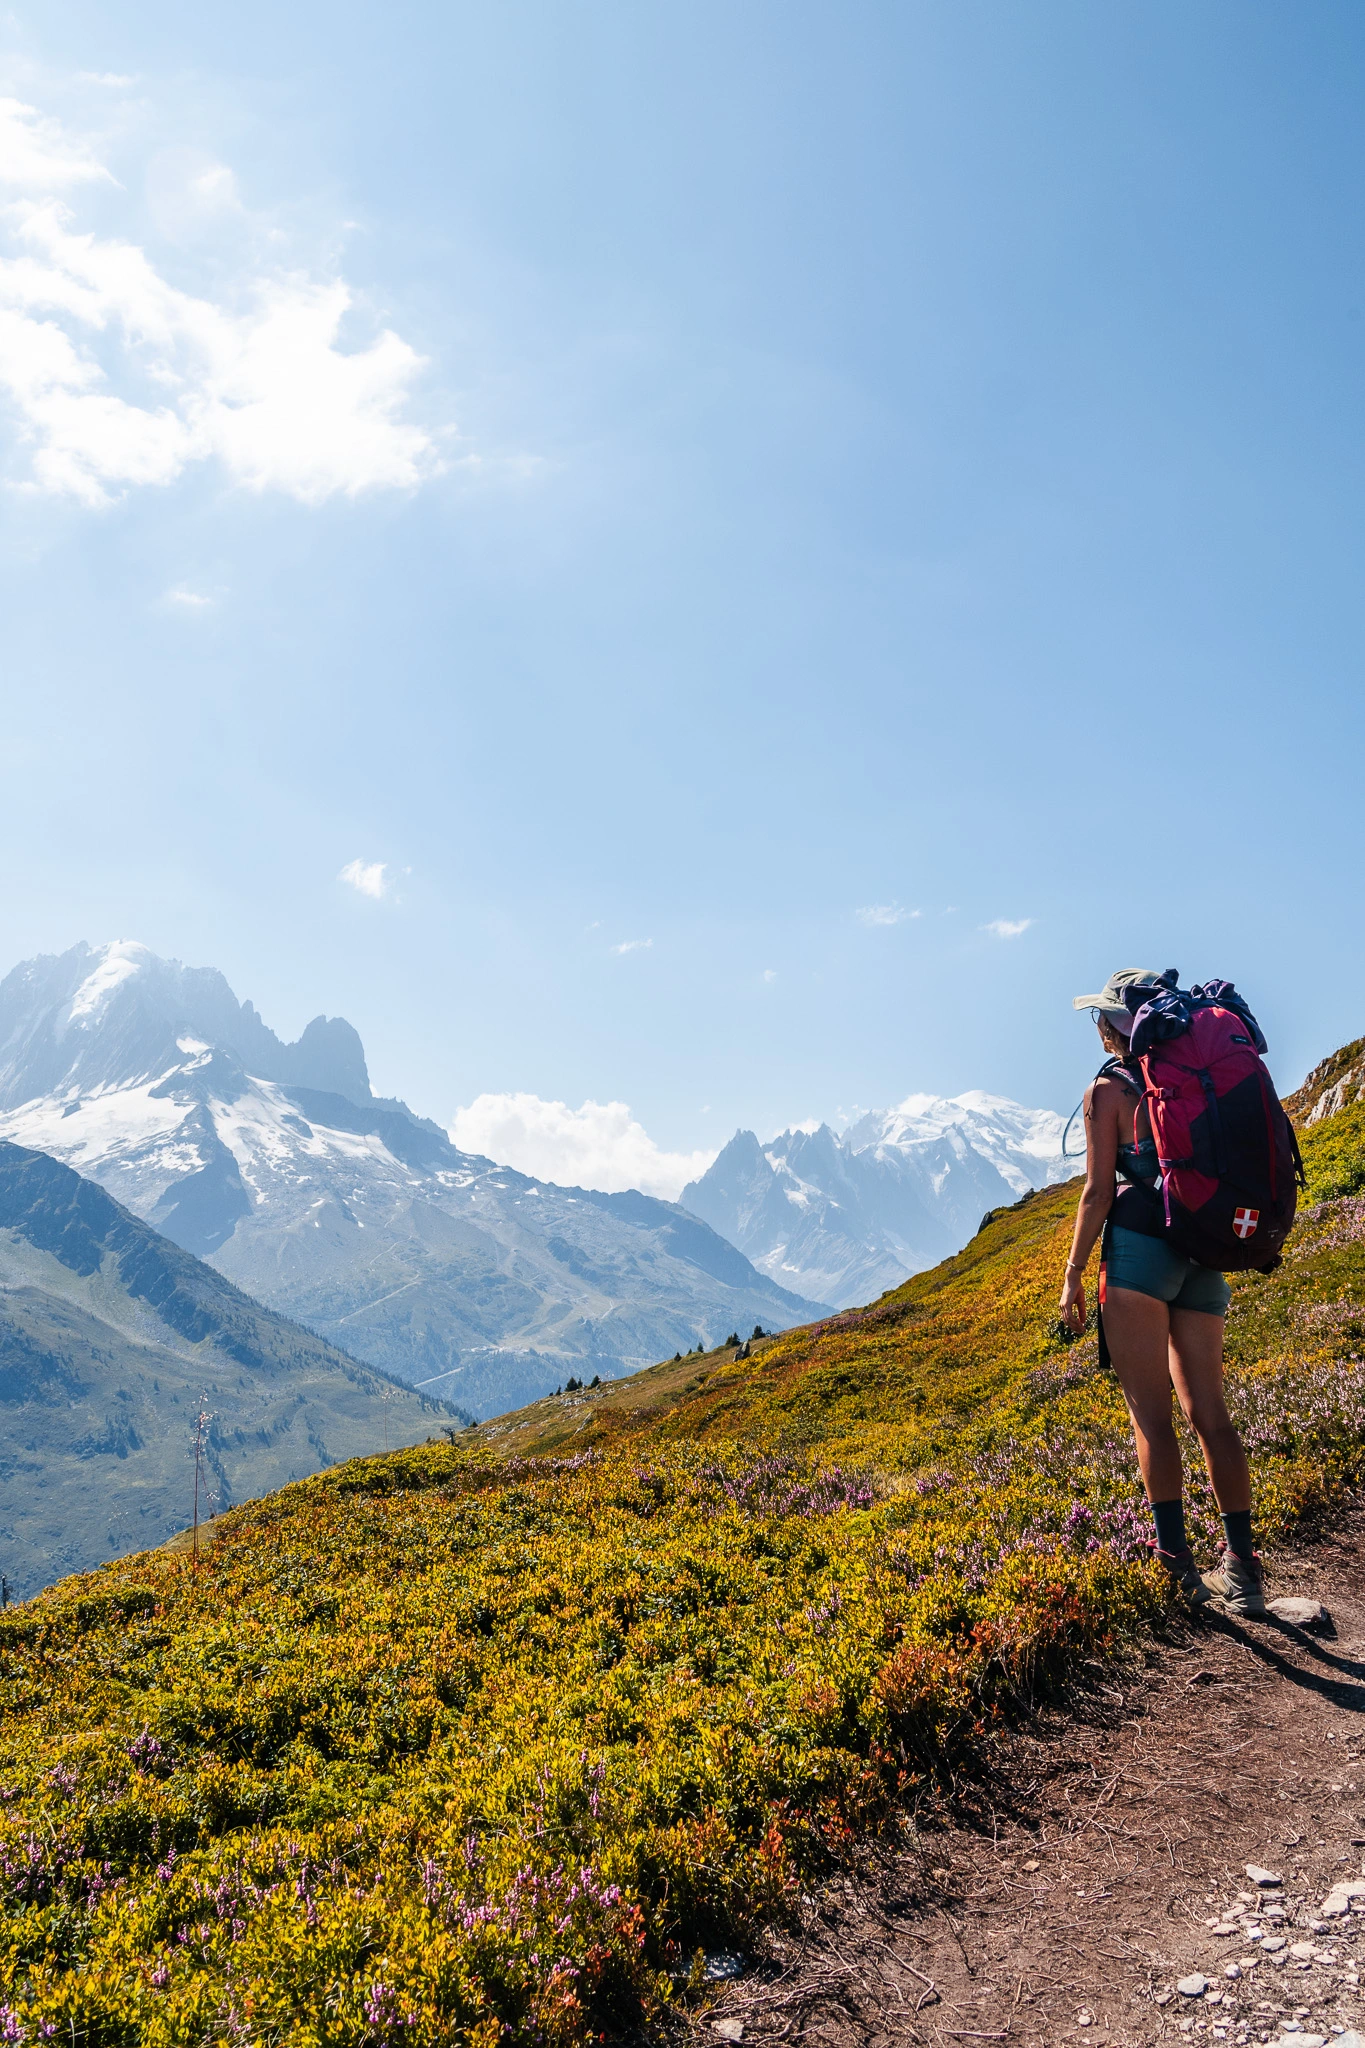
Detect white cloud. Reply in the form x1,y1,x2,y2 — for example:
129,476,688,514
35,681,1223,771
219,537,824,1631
163,583,213,608
855,903,920,928
0,98,114,192
0,99,437,506
450,1093,716,1201
611,937,652,955
763,968,777,982
338,858,388,899
983,917,1032,939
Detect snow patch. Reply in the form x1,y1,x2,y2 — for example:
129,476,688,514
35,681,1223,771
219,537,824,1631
0,1081,188,1170
66,941,148,1024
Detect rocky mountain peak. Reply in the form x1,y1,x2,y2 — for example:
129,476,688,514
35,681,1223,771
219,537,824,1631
284,1016,371,1103
0,941,372,1110
682,1090,1072,1309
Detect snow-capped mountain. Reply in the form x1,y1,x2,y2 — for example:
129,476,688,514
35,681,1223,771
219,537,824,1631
0,943,827,1415
681,1093,1076,1310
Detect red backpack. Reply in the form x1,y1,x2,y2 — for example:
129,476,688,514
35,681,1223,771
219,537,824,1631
1122,976,1303,1273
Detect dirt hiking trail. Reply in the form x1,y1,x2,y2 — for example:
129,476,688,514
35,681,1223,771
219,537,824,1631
694,1519,1365,2048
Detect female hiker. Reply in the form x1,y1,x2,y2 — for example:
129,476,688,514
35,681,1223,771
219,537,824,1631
1058,968,1264,1618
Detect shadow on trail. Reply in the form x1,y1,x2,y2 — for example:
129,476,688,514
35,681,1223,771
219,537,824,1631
1203,1608,1365,1708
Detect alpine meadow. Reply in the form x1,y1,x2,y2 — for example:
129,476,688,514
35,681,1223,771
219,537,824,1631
1,1044,1363,2045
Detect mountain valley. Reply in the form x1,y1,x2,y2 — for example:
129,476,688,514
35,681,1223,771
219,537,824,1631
0,943,827,1415
0,1140,451,1597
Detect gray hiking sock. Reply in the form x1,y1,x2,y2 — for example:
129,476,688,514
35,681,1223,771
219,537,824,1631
1151,1498,1187,1555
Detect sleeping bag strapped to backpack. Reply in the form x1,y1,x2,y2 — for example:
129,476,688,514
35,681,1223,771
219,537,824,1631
1120,973,1304,1273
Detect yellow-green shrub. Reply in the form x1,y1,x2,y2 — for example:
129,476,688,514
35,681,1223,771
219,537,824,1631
3,1100,1365,2044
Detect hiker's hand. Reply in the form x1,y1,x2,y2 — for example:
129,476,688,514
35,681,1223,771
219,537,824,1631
1060,1265,1086,1333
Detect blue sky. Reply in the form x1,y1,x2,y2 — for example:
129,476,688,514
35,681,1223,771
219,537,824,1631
3,3,1364,1194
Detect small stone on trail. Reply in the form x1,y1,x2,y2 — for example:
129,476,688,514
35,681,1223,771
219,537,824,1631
1290,1943,1317,1960
704,1954,746,1983
1262,1937,1288,1953
1331,2035,1365,2048
1249,1866,1285,1888
1225,1964,1243,1979
1022,1857,1041,1871
1179,1975,1210,1997
713,2024,744,2043
1268,1597,1330,1627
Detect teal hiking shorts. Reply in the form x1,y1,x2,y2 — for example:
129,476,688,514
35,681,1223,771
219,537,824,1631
1102,1224,1231,1317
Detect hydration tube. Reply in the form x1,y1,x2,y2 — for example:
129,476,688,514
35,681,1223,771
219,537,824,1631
1061,1049,1138,1166
1060,1096,1086,1163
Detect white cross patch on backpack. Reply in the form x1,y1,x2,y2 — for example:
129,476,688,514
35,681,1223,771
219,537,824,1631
1232,1207,1260,1239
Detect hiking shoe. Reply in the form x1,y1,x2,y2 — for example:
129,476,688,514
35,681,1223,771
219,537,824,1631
1203,1550,1267,1619
1156,1547,1214,1609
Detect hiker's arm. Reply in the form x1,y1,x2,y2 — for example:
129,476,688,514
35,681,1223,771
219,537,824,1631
1059,1080,1118,1331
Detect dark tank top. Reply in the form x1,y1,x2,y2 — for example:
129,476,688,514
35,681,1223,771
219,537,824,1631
1104,1057,1167,1241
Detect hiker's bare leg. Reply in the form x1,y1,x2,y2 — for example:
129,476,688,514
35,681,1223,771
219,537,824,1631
1103,1286,1183,1503
1167,1308,1250,1514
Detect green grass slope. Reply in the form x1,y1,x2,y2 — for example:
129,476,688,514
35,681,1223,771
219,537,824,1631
0,1142,462,1597
2,1070,1364,2044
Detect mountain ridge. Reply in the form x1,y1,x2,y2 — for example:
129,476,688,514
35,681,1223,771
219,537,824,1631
0,942,829,1412
0,1138,455,1596
0,940,377,1109
681,1090,1073,1307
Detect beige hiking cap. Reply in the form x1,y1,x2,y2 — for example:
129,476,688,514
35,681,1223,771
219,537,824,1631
1072,969,1165,1029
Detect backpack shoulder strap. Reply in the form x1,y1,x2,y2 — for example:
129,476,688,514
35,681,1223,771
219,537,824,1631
1096,1054,1142,1093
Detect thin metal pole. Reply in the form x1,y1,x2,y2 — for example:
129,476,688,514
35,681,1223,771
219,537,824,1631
192,1397,208,1569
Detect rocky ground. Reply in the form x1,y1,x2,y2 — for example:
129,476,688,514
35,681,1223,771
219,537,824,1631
691,1518,1365,2048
